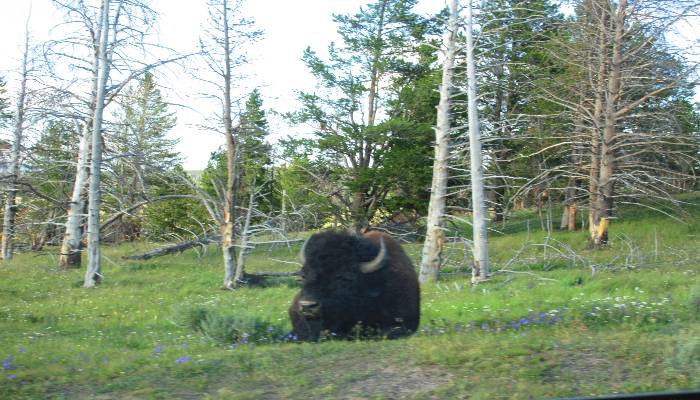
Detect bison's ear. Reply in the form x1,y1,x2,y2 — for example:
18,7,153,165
358,237,386,274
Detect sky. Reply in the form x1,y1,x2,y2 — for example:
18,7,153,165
0,1,697,170
0,0,447,170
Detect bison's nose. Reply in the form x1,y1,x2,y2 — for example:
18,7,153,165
299,300,320,317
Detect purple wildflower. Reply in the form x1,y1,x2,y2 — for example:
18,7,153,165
511,322,520,329
2,359,12,370
18,347,25,354
8,374,17,380
153,345,164,354
520,318,530,325
175,355,190,365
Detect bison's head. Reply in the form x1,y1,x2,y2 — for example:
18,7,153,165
293,231,388,338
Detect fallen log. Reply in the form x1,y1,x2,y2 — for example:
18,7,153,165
246,271,300,277
122,235,220,260
123,238,306,261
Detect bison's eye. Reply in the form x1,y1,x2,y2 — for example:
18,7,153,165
300,268,316,282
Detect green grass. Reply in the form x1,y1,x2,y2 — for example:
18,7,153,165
1,195,700,399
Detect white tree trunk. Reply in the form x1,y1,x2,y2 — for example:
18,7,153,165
234,177,257,283
466,0,489,282
591,0,626,248
221,0,239,289
1,18,30,261
59,6,104,269
419,0,458,283
280,188,287,235
84,0,111,288
59,122,91,268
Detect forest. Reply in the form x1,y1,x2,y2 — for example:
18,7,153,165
1,0,699,398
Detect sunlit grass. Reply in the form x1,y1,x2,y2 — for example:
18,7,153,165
1,195,699,398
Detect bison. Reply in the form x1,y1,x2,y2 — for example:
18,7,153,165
289,230,420,340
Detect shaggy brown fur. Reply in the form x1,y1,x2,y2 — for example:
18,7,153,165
289,230,420,340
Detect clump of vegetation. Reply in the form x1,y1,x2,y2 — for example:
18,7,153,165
667,328,700,385
178,306,287,345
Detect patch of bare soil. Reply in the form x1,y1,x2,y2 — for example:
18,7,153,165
541,347,630,395
338,364,454,400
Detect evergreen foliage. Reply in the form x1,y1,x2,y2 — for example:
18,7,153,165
105,71,181,241
199,89,276,216
285,0,440,229
0,76,11,127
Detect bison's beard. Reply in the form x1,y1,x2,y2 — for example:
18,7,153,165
290,314,324,341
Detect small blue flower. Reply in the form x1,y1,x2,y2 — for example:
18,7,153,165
2,359,12,370
18,347,25,354
520,318,530,325
511,322,520,329
175,355,190,365
267,326,274,333
8,374,17,380
153,345,164,354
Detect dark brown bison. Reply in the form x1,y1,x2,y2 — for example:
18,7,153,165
289,230,420,340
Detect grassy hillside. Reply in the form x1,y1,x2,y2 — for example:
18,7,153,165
1,194,699,399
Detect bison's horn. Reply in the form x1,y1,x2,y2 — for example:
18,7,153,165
359,238,386,274
299,237,309,265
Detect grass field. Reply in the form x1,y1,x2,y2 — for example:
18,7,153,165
1,195,699,399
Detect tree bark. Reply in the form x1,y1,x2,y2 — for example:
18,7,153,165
234,177,257,284
587,0,608,247
419,0,458,284
466,0,490,282
59,123,91,269
590,0,625,248
84,0,111,287
2,16,30,261
59,10,103,269
221,0,240,290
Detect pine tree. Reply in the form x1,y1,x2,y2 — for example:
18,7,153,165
239,89,276,213
0,77,11,126
106,71,178,241
287,0,430,231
